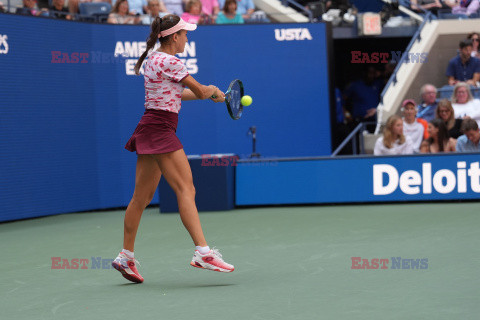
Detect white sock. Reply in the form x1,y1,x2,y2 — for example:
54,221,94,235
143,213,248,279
196,246,210,254
122,249,134,259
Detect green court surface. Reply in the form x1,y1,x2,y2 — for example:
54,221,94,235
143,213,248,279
1,203,479,320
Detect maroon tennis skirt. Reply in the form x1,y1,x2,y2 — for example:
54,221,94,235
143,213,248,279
125,109,183,154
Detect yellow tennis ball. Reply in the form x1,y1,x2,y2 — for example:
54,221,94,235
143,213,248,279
241,95,252,106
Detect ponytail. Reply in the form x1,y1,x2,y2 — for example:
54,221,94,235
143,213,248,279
134,17,163,75
134,14,181,75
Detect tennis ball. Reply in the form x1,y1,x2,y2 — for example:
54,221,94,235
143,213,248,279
241,95,252,106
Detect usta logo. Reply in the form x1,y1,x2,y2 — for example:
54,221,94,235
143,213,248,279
0,35,9,54
274,28,312,41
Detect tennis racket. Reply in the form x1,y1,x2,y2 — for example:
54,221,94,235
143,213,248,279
212,79,244,120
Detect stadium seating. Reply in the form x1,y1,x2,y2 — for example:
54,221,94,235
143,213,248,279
78,2,112,22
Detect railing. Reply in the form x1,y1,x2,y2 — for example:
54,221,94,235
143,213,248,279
331,122,376,157
375,9,434,134
280,0,313,22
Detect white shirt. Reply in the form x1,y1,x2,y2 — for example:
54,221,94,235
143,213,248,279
374,136,414,155
453,99,480,127
402,119,424,152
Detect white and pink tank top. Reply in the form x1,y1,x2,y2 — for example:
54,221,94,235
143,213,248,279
143,51,189,113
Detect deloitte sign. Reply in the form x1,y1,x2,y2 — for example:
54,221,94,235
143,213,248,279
373,162,480,196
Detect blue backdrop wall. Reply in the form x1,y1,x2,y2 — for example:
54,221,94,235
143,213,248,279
0,15,332,221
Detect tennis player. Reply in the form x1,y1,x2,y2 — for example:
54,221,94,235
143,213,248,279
111,15,234,283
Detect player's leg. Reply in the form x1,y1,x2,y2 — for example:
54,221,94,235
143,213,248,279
153,149,234,272
152,149,207,247
112,154,161,283
123,154,162,251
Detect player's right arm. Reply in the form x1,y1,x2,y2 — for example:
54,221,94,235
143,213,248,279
181,75,224,102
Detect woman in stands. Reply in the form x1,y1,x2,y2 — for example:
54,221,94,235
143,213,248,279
451,82,480,127
435,99,463,139
111,15,234,284
420,119,456,153
181,0,211,24
107,0,140,24
468,32,480,58
374,115,414,155
216,0,244,24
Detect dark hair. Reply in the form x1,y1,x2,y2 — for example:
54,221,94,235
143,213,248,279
224,0,237,13
134,14,181,75
467,32,479,40
461,118,479,133
459,39,473,49
428,118,450,152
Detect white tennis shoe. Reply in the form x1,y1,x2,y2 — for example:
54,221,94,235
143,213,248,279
111,252,144,283
190,248,234,273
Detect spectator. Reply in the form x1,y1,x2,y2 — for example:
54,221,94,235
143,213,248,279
444,0,480,17
49,0,72,19
401,99,425,152
343,65,383,131
200,0,219,18
417,83,438,121
468,32,480,58
410,0,443,14
182,0,212,24
141,0,169,24
421,119,456,153
163,0,186,15
108,0,140,23
456,118,480,151
374,115,414,155
436,98,463,139
142,0,169,23
218,0,254,20
446,39,480,86
16,0,48,15
451,82,480,126
216,0,243,23
0,1,5,12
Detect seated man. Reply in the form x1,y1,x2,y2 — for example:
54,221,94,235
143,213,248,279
456,118,480,152
343,65,384,132
446,39,480,87
417,83,438,121
410,0,443,13
49,0,72,19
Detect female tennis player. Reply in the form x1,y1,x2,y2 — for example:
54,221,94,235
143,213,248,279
111,15,234,283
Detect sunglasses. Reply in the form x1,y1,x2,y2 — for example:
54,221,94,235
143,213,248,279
472,38,480,42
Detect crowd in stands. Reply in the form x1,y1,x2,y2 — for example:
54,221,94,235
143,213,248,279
372,36,480,155
9,0,263,24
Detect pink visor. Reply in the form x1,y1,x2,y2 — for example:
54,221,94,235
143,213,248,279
159,18,197,38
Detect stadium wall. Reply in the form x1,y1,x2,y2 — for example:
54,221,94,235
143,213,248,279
236,153,480,205
0,14,331,222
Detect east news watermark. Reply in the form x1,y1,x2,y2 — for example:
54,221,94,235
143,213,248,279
51,257,114,269
351,257,429,270
350,51,429,64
